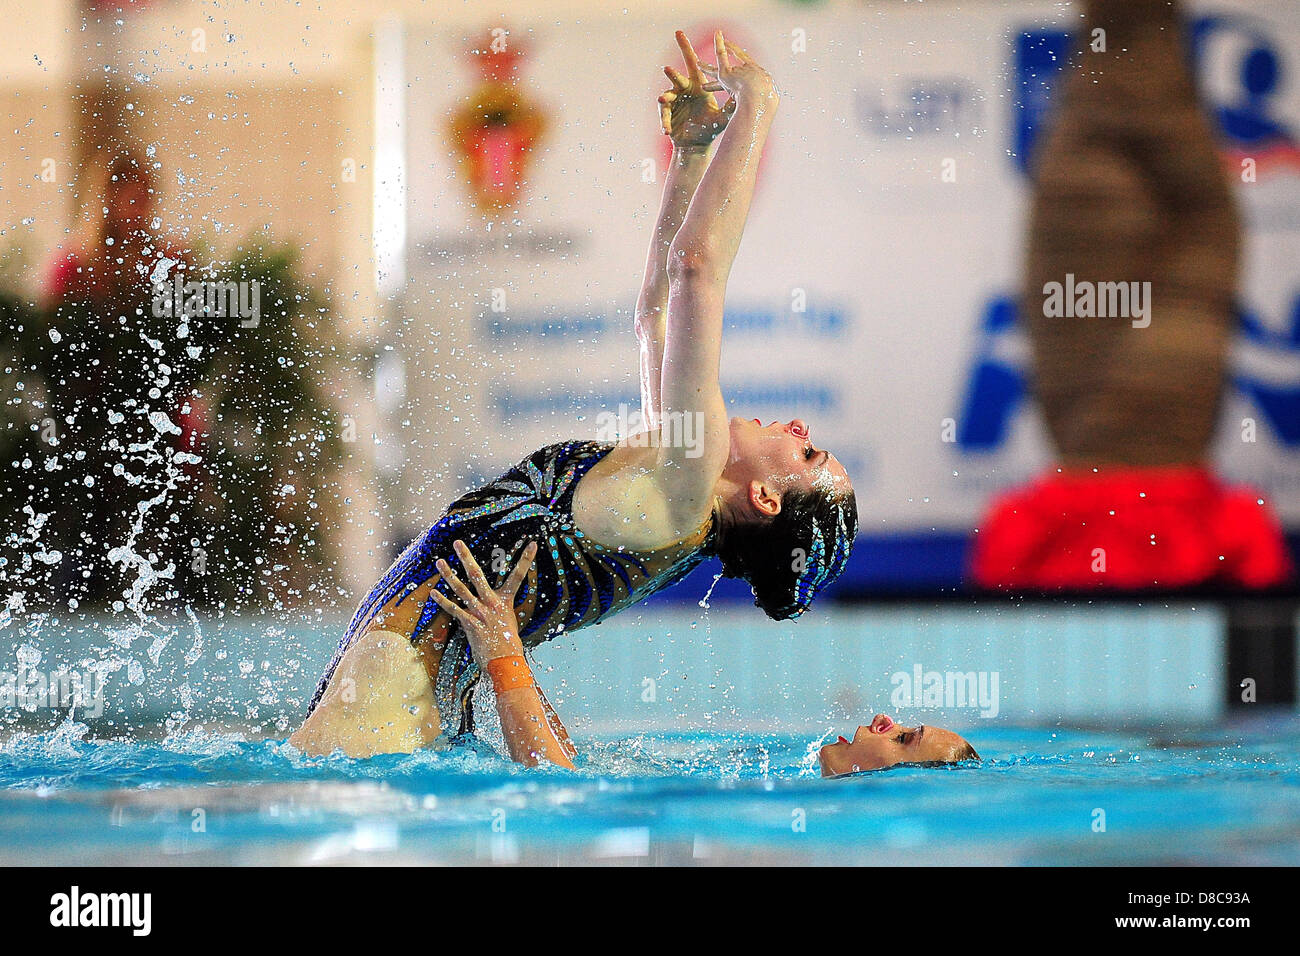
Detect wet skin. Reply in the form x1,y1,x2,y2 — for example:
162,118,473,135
724,417,851,504
818,713,976,777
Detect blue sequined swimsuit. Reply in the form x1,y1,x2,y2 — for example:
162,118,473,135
307,439,715,734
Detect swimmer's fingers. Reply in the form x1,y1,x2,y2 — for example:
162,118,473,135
435,556,481,614
726,41,752,64
452,539,495,603
503,541,539,601
659,89,676,135
427,587,478,629
675,29,707,86
663,65,689,91
714,30,732,73
666,58,722,93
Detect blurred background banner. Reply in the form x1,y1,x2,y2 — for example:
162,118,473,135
391,0,1300,597
1,0,1297,609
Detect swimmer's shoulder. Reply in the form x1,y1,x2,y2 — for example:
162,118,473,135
572,440,711,551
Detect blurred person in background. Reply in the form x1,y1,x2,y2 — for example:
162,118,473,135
44,151,187,306
15,137,345,613
30,150,202,606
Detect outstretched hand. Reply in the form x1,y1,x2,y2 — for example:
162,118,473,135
431,539,537,664
698,29,777,105
659,30,735,148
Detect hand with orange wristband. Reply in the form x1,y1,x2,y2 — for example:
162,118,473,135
430,539,538,693
429,540,576,769
483,653,532,694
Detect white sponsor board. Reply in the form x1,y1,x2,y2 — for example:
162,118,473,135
389,0,1300,577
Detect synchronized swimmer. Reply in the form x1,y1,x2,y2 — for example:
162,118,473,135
291,30,973,771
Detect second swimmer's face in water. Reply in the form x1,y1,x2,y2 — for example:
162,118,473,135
818,714,979,777
726,417,852,508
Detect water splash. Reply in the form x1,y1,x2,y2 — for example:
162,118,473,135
697,572,723,610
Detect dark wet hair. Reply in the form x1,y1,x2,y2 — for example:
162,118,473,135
712,484,858,620
953,742,980,762
835,749,981,778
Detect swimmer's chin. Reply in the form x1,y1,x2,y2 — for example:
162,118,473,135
817,743,862,778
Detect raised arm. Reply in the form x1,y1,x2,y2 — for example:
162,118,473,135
635,31,734,428
656,33,778,484
430,540,576,770
668,35,777,291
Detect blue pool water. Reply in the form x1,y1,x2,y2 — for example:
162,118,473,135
3,716,1299,865
3,606,1298,864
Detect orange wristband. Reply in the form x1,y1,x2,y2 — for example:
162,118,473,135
485,654,532,694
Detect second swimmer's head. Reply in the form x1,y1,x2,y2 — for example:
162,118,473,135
711,417,856,620
819,714,979,777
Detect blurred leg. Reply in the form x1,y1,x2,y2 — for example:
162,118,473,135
289,629,441,757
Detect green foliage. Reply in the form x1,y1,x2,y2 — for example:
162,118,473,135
0,240,347,612
184,243,347,608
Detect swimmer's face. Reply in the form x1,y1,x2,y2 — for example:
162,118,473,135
818,714,977,777
107,178,151,227
727,417,851,507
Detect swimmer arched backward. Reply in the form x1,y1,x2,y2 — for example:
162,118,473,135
291,31,858,759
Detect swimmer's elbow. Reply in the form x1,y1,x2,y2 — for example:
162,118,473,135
666,241,720,283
